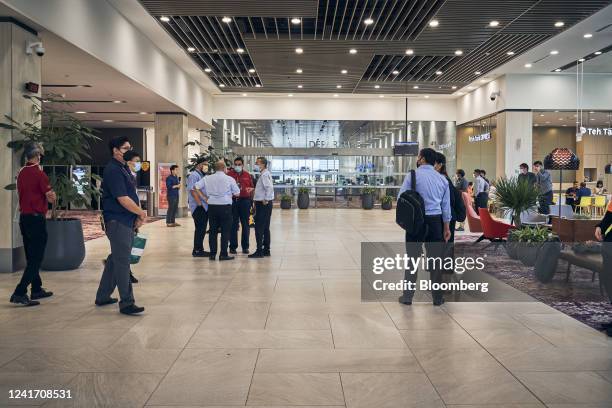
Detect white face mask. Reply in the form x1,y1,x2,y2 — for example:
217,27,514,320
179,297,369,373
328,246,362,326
234,165,242,173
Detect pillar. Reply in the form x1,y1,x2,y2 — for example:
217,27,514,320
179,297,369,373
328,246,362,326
154,112,188,217
0,21,41,272
496,111,533,179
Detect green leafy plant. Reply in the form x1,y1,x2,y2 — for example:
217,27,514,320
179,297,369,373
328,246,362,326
381,195,393,204
572,213,592,220
362,186,376,195
298,187,310,194
492,176,539,227
2,95,101,220
513,225,556,243
184,139,225,174
281,194,292,202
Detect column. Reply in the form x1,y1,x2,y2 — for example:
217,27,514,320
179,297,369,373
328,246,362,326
496,111,533,179
154,112,189,217
0,21,42,272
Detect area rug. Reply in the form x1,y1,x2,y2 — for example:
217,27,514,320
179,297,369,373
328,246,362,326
55,211,163,241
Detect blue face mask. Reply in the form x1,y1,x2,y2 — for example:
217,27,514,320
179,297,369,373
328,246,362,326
133,162,142,172
234,165,242,173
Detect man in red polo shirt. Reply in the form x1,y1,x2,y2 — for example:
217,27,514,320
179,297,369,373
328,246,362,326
10,144,56,306
227,157,255,254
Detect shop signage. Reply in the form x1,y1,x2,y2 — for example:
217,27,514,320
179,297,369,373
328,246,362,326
580,126,612,136
469,132,491,142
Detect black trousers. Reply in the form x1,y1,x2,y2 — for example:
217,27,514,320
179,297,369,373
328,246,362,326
254,201,273,252
208,204,232,256
166,195,179,224
402,215,445,304
539,190,553,215
192,206,208,252
230,198,252,251
14,214,46,296
475,192,488,209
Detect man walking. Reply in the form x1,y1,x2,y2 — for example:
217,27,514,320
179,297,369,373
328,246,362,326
197,160,239,261
398,148,451,306
518,163,536,186
165,164,181,227
187,158,210,257
249,157,275,258
95,136,146,315
10,144,55,306
533,160,553,215
473,169,489,209
228,157,254,254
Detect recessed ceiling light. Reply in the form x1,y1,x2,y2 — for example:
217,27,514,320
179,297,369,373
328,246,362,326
595,51,602,55
405,49,414,55
454,50,463,56
583,33,593,38
374,85,380,89
341,69,348,74
291,17,301,24
297,85,303,88
524,63,532,68
160,16,170,22
590,111,595,113
578,58,585,62
296,68,303,74
474,71,481,75
248,68,255,73
336,85,342,89
507,51,515,55
219,84,225,88
451,86,457,89
288,94,293,97
103,119,114,122
242,93,247,97
222,16,232,23
236,48,245,53
255,84,261,88
550,50,559,55
480,78,488,82
75,111,87,114
539,114,545,117
364,18,374,25
554,21,564,27
429,20,439,27
139,112,148,115
392,70,399,75
554,68,561,72
333,94,339,97
187,47,196,52
379,95,384,98
546,121,551,124
489,20,500,27
295,48,303,54
349,48,357,54
457,92,464,96
413,85,419,89
204,67,212,73
113,100,123,104
424,95,430,98
435,71,443,75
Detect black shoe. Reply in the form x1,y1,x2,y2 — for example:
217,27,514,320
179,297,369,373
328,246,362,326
120,304,145,315
229,248,237,254
433,298,445,306
219,255,235,261
398,295,412,305
31,288,53,300
95,297,118,306
10,294,40,306
192,250,210,257
130,273,138,284
242,249,250,254
209,255,216,261
262,250,271,257
248,251,264,258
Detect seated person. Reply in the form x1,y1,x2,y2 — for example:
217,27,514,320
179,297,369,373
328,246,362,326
576,182,592,204
565,181,579,208
595,180,607,195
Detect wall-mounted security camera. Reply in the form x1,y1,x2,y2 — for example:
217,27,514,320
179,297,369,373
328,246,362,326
25,41,45,57
490,91,501,101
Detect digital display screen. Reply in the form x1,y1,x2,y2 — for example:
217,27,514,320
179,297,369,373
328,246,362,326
393,142,419,156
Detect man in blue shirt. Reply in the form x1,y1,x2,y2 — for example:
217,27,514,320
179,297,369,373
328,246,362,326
187,158,209,257
398,148,451,306
576,181,592,204
196,160,240,261
95,136,146,315
165,165,181,227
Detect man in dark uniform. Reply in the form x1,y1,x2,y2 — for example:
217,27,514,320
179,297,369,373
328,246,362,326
95,136,146,315
10,144,56,306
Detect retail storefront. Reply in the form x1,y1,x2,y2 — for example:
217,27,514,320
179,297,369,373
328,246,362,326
456,114,497,180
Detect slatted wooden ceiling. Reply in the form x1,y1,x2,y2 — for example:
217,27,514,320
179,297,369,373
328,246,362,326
140,0,612,94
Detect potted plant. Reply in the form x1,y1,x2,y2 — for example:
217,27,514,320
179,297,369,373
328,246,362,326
297,187,310,209
381,195,393,210
513,226,556,267
505,229,520,259
2,95,101,270
280,194,292,209
492,176,539,227
361,187,376,210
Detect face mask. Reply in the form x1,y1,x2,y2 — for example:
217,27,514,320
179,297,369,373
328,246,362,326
122,151,133,162
133,162,142,172
234,165,242,173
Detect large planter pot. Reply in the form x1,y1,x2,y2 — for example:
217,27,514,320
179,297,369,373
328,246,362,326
516,242,542,267
381,201,392,210
42,218,86,271
280,199,292,209
505,241,519,259
362,194,374,210
534,241,561,283
297,192,310,209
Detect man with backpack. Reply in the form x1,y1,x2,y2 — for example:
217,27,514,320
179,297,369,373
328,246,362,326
396,148,451,306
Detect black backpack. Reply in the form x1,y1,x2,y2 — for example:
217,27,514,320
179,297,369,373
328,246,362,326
396,170,426,240
448,178,466,223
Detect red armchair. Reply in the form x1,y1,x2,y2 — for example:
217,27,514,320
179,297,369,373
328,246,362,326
478,208,515,244
462,192,483,233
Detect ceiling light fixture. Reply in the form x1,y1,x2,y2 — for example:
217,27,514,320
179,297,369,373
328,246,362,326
413,85,419,89
296,68,303,73
405,49,414,55
291,18,301,24
595,51,602,55
374,85,380,89
524,63,532,68
288,94,293,97
75,111,87,114
392,70,399,75
451,86,457,89
435,71,443,75
424,95,430,98
204,68,212,73
160,16,170,22
248,68,255,73
349,48,357,54
236,48,245,53
295,48,303,54
429,20,439,27
112,100,123,104
507,51,515,55
550,50,559,55
219,84,225,88
242,93,247,96
139,112,148,115
364,18,374,25
103,119,114,122
297,85,303,88
474,71,481,75
489,20,500,27
554,21,564,27
333,94,339,97
222,16,232,23
255,84,261,88
336,85,342,89
341,69,348,74
187,47,196,52
454,50,463,56
554,68,561,72
583,33,593,38
379,95,384,98
578,58,585,62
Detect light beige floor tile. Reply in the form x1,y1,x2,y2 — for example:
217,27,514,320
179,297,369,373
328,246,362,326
329,310,407,349
489,346,612,372
113,314,202,349
256,348,421,373
148,349,257,406
187,329,333,349
200,301,270,329
265,308,331,330
515,371,612,404
413,347,501,373
383,302,461,330
400,328,481,350
597,371,612,382
341,372,444,408
247,373,344,406
0,348,24,367
467,328,552,348
0,328,126,350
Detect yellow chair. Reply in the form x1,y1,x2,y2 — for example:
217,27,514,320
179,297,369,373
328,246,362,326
593,195,606,217
575,196,592,215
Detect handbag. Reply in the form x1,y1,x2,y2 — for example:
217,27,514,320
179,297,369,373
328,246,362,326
129,233,147,264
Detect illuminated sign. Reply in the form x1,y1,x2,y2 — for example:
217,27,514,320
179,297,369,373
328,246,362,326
580,127,612,136
469,132,491,142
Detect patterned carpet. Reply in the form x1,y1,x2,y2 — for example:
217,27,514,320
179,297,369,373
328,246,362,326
60,211,163,241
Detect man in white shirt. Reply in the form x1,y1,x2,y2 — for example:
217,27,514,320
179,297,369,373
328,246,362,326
196,160,239,261
249,157,274,258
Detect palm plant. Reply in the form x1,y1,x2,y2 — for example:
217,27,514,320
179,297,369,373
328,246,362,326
492,176,539,227
2,95,101,220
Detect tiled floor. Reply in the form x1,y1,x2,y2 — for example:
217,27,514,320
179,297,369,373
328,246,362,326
0,209,610,407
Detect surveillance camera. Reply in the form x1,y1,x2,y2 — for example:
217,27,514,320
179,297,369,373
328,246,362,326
490,91,501,101
25,41,45,57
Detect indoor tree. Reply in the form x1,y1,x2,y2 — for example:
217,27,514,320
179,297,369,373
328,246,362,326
492,176,539,227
